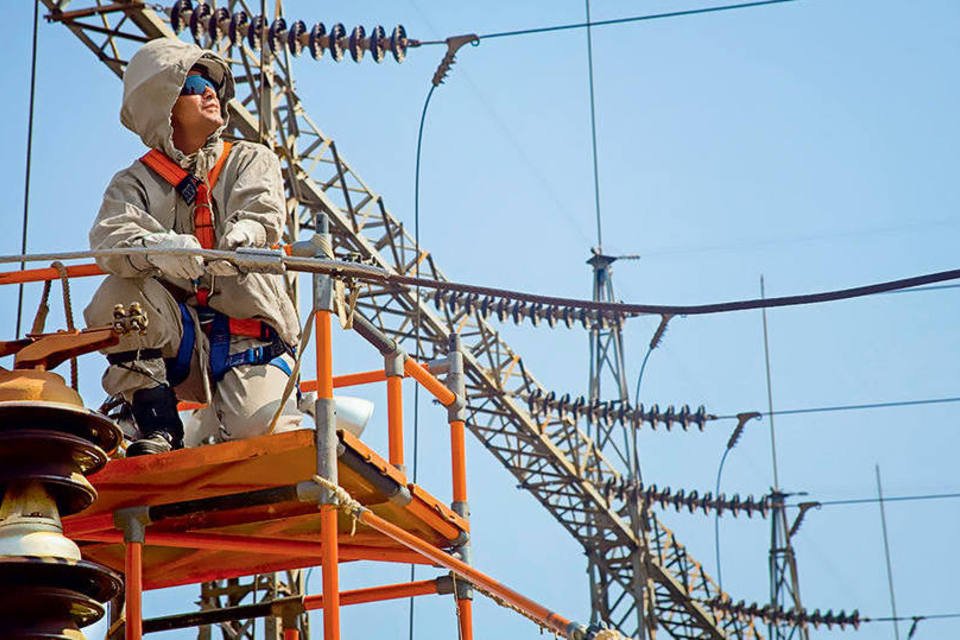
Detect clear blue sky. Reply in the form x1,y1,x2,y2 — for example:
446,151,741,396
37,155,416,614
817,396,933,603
1,1,958,638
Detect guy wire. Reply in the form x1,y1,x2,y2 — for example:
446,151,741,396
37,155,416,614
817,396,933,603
16,0,40,339
584,0,603,251
760,276,780,489
476,0,796,41
409,81,437,640
876,465,901,640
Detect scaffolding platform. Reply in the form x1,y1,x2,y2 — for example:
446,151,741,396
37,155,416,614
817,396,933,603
63,428,468,591
2,252,602,640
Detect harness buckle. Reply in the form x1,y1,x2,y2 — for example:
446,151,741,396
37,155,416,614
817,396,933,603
175,174,200,205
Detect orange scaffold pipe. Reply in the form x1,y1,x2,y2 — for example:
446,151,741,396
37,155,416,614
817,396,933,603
310,476,603,640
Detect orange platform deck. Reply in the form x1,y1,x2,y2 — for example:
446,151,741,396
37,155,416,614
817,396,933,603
63,429,469,591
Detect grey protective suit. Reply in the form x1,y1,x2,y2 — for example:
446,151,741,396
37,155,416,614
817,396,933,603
83,39,302,443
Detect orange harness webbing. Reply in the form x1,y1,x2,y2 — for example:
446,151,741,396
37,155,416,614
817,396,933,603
138,143,272,340
140,141,234,249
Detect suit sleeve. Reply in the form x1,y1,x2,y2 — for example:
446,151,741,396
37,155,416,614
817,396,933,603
220,144,286,247
89,170,167,277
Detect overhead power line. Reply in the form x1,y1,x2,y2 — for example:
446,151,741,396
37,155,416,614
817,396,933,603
3,249,960,320
882,283,960,295
584,0,603,251
716,395,960,421
793,491,960,509
16,0,40,339
871,612,960,622
457,0,797,42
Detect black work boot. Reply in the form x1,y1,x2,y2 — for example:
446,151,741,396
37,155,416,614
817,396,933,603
127,385,185,457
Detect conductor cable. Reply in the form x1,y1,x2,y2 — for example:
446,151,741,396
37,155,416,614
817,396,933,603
3,249,960,319
16,0,40,338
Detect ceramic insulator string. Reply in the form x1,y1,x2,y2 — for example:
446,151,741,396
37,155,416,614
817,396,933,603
603,480,773,518
525,390,714,432
169,0,412,62
706,597,862,631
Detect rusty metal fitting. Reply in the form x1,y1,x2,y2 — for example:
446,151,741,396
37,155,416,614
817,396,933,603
384,350,405,378
114,505,151,544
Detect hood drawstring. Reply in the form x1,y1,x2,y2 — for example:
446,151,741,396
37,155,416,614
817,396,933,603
181,137,221,182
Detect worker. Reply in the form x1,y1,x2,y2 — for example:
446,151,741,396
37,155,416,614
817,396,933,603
83,38,302,456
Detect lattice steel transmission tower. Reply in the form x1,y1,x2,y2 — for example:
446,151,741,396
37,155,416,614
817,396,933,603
588,252,631,408
585,250,656,639
197,573,309,640
45,2,764,638
768,492,809,640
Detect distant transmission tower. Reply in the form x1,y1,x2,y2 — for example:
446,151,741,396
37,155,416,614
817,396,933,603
768,491,810,640
587,251,630,408
585,249,655,638
761,279,809,640
198,573,309,640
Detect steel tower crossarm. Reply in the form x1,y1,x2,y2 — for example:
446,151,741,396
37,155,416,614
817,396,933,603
43,3,761,637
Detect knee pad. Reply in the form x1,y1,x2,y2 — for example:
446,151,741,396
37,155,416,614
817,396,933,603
131,385,184,445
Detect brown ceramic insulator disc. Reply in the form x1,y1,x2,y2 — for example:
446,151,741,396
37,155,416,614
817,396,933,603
0,430,104,515
0,402,121,455
0,556,122,606
0,586,104,638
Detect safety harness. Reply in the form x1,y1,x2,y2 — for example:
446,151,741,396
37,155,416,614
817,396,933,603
132,143,294,385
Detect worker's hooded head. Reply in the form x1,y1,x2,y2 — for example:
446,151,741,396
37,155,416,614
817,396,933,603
121,38,235,178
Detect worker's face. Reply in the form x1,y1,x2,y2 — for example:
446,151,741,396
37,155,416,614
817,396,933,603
171,70,224,142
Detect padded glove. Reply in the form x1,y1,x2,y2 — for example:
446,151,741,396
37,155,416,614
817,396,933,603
142,232,205,281
206,260,239,277
219,219,266,251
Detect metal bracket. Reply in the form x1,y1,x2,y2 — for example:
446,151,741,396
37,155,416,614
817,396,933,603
114,505,151,544
384,350,405,378
234,246,286,274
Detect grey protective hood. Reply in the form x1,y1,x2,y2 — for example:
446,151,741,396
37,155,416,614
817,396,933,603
120,39,235,177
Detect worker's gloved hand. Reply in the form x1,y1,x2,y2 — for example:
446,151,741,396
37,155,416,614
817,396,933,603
142,232,205,280
219,219,265,251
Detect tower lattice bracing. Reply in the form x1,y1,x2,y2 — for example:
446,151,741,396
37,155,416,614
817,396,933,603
585,252,654,638
768,493,808,640
44,2,764,637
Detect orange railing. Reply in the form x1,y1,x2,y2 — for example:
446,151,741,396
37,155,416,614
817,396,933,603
0,245,600,640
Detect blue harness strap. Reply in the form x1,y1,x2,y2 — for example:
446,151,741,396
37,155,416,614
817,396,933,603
208,312,233,382
164,303,195,387
167,304,298,396
207,310,297,390
219,340,289,376
265,354,301,403
268,355,294,377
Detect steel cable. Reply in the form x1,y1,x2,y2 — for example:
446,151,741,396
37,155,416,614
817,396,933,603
408,81,436,640
3,248,959,320
471,0,796,42
15,0,40,338
715,395,960,420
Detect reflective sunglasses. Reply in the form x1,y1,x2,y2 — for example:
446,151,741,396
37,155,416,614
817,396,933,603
180,74,218,96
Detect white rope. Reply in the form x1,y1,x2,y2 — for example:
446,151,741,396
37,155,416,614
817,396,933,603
307,476,624,640
265,307,316,436
311,474,364,536
314,233,358,329
451,572,464,640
